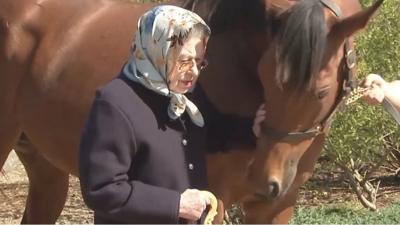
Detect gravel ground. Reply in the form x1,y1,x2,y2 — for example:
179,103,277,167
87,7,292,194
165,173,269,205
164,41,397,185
0,151,92,224
1,151,399,224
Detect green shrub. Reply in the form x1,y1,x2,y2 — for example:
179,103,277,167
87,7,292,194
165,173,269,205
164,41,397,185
323,0,400,177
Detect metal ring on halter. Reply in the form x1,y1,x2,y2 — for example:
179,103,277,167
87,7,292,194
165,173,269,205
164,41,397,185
346,49,357,69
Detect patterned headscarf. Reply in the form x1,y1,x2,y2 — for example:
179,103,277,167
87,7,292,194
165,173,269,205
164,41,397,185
123,5,211,127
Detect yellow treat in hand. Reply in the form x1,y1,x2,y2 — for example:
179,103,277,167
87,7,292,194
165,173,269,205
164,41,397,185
200,191,219,225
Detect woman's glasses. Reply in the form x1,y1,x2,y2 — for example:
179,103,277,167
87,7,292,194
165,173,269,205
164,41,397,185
177,58,208,72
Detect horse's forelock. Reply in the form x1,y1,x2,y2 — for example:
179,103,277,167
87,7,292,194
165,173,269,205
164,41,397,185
276,0,327,92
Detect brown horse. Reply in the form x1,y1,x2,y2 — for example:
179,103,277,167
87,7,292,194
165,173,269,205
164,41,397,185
190,0,383,223
0,0,383,223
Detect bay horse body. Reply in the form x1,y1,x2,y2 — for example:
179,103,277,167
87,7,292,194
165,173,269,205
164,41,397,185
0,0,382,223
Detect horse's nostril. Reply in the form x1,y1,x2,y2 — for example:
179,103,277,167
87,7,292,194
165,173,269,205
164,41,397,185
267,179,280,199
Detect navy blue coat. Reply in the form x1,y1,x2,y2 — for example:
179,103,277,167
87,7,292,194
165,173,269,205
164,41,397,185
79,74,254,224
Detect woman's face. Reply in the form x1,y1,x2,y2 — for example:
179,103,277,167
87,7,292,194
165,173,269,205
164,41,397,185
168,34,208,94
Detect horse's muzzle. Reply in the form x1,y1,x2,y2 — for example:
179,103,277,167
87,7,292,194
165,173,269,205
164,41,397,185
254,177,282,202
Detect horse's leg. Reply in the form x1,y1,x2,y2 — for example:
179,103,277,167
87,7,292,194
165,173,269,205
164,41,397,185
0,115,21,170
0,131,20,171
14,137,69,224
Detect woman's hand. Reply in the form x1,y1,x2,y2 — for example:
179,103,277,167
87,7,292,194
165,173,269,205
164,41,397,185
361,74,388,105
179,189,210,221
253,104,266,138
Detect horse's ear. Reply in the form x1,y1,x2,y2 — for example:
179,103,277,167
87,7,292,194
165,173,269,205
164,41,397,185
181,0,222,23
330,0,383,39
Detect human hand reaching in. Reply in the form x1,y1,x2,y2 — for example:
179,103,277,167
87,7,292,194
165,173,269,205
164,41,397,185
360,74,388,105
253,103,266,138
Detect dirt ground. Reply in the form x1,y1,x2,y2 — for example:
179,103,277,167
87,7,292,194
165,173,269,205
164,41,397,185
0,151,92,224
1,151,399,224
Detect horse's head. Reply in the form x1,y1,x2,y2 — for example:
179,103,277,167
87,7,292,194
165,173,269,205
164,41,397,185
247,0,383,202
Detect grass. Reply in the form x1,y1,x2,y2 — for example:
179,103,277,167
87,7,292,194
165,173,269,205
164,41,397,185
291,201,400,224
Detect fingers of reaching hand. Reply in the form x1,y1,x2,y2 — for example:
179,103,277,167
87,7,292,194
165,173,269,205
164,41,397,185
253,103,266,137
364,86,385,105
361,74,387,105
257,103,266,114
362,73,385,88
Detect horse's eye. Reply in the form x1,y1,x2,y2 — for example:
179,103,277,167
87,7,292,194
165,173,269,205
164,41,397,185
317,89,329,99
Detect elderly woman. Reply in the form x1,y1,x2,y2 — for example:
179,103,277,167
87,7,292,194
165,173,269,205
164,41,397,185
79,5,256,224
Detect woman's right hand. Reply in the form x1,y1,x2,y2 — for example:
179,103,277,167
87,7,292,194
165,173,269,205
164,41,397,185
179,189,210,221
361,74,388,105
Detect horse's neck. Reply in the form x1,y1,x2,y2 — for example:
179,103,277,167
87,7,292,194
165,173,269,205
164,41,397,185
0,0,104,61
0,0,46,66
200,29,267,116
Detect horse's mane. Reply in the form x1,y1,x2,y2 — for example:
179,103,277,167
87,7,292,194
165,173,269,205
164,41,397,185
276,0,327,91
182,0,268,34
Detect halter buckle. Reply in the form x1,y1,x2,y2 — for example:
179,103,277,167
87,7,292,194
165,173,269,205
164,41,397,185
346,49,356,69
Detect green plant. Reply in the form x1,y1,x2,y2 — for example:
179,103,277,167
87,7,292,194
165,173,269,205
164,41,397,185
291,202,400,224
322,0,400,210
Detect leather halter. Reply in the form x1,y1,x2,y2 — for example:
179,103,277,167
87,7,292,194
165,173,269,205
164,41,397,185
262,0,356,142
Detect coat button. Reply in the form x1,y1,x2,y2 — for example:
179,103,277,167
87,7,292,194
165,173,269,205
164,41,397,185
188,163,194,170
182,139,188,146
